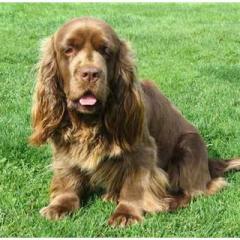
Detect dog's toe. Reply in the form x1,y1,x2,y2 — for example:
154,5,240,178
40,205,68,220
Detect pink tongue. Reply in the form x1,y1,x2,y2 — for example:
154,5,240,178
79,95,97,106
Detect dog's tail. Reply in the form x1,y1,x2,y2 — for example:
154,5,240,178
209,158,240,178
169,158,240,210
206,158,240,195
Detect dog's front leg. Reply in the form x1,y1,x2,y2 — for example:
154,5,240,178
107,139,170,227
108,167,145,227
40,168,89,220
108,163,169,227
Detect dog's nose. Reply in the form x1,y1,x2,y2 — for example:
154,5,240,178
80,66,101,82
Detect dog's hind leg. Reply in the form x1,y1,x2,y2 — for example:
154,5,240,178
167,133,222,210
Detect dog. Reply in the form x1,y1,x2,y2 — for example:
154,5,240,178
29,17,240,227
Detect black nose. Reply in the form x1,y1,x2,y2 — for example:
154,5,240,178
80,66,101,82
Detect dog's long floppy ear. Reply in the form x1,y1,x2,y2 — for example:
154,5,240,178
29,37,65,146
105,40,144,151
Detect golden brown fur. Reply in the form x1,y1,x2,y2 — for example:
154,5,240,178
30,17,240,227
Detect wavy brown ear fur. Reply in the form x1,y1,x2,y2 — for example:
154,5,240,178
105,40,144,151
29,37,65,146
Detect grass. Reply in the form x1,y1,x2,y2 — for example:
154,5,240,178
0,3,240,237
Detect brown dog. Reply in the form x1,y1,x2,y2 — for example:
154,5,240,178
29,17,240,227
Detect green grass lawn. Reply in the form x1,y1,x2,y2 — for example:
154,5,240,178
0,3,240,237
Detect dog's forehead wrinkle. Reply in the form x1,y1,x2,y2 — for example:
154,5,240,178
57,19,117,50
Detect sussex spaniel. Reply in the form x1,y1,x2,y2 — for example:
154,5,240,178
30,17,240,227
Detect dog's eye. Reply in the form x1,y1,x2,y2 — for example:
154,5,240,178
64,47,75,56
101,46,111,57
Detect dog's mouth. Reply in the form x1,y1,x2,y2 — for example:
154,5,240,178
79,93,97,106
68,91,101,114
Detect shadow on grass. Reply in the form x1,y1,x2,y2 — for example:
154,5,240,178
208,147,222,160
199,64,240,85
80,187,106,208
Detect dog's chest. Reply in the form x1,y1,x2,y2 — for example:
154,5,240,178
71,138,107,171
53,130,122,173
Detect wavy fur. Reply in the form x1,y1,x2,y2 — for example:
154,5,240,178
30,17,240,227
29,37,65,146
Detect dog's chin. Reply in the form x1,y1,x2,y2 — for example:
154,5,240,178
76,103,101,114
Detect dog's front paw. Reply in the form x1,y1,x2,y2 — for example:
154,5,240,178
108,203,143,227
40,193,80,220
40,205,69,220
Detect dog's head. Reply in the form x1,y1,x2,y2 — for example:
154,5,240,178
30,17,144,150
55,17,119,114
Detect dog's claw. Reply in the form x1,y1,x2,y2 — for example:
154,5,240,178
108,213,142,227
40,205,68,220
